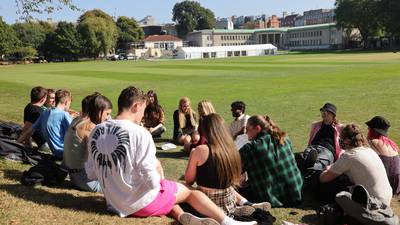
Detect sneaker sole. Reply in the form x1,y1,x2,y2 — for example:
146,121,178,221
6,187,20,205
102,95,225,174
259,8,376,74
180,213,219,225
252,202,271,212
233,205,256,217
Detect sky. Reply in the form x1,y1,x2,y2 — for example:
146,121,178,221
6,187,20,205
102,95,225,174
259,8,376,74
0,0,336,24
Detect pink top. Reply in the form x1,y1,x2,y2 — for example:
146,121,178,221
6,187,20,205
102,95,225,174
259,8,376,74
308,121,344,160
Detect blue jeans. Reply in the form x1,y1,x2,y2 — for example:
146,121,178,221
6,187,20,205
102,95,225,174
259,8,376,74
69,169,102,193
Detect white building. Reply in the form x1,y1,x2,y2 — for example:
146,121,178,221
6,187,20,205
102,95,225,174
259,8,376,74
175,44,277,60
216,18,234,30
144,35,183,50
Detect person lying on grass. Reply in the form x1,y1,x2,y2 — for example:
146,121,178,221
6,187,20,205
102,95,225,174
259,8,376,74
85,86,256,225
185,113,271,217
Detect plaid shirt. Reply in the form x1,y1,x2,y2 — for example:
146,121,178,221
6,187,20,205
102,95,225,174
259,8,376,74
240,131,303,207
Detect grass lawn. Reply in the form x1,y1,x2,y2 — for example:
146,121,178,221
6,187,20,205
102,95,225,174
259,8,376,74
1,52,400,224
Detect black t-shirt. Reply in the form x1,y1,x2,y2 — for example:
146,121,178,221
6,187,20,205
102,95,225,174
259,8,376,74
23,103,46,147
311,123,335,151
24,103,41,124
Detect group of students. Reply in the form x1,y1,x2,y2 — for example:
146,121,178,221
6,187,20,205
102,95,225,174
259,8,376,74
16,85,399,225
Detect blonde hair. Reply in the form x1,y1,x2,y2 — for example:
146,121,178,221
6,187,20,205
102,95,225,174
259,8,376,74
178,97,196,129
198,100,216,117
203,113,242,187
247,115,287,145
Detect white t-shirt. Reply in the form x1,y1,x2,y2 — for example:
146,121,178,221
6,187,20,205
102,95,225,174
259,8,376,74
230,114,250,138
330,146,392,205
85,119,160,217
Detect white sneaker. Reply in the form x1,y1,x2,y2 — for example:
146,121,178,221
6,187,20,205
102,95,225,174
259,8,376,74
234,201,271,217
179,212,219,225
233,205,256,217
250,202,271,212
222,216,257,225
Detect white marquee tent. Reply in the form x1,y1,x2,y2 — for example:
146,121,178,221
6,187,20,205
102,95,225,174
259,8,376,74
175,44,277,60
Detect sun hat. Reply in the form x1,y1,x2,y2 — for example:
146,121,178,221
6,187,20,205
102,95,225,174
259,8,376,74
365,116,390,136
320,103,337,116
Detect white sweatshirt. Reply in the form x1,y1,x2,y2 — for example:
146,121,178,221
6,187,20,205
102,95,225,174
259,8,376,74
85,119,160,217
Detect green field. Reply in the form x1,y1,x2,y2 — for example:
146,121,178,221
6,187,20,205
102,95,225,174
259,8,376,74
1,52,400,224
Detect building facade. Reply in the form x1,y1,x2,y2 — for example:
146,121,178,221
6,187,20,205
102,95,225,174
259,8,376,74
186,23,346,50
303,9,335,26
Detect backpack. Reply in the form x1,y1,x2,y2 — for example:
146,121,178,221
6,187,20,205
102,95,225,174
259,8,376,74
0,121,22,140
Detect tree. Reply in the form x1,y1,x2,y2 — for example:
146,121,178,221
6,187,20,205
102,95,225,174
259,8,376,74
41,21,81,61
172,0,215,38
15,0,79,21
77,9,118,58
10,46,37,60
0,17,21,57
12,21,53,50
116,16,144,51
335,0,382,48
380,0,400,37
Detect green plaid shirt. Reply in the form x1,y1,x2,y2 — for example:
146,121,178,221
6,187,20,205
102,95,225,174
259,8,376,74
240,131,303,207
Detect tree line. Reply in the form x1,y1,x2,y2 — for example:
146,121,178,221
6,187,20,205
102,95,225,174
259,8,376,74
0,9,144,61
3,0,399,62
335,0,400,48
0,1,215,62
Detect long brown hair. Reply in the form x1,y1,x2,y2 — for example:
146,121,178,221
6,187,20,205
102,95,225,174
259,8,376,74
203,113,241,187
247,115,287,145
178,97,196,129
340,123,369,149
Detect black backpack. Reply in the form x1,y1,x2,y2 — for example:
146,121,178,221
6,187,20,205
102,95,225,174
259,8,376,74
0,121,22,140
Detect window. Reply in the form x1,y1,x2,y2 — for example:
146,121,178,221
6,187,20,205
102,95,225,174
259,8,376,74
234,51,240,56
241,51,247,56
227,51,233,57
154,43,159,48
211,52,216,58
203,52,210,58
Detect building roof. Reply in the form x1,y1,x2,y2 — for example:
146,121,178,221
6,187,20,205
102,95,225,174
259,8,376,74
189,23,337,35
179,44,277,53
144,35,182,42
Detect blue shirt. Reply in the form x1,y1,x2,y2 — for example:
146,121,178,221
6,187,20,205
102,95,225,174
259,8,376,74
33,108,73,159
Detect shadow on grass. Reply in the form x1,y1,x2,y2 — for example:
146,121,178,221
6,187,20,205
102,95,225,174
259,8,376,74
156,150,188,160
0,182,111,214
3,169,76,190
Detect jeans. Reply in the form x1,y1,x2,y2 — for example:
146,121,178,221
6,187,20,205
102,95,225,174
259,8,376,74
69,169,102,193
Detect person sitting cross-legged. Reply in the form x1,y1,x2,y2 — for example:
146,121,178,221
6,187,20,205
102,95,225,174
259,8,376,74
85,86,256,225
320,123,393,206
185,113,271,217
18,89,73,160
239,115,303,207
63,93,112,192
143,90,166,138
18,86,48,149
366,116,400,196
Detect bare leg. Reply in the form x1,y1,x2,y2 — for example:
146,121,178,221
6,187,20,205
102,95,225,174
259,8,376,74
183,135,192,152
174,182,226,223
169,205,184,221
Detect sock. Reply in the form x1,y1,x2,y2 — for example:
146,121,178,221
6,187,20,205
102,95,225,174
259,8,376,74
238,198,248,206
221,216,234,225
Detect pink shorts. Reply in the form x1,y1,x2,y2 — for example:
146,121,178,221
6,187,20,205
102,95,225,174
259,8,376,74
132,179,178,217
